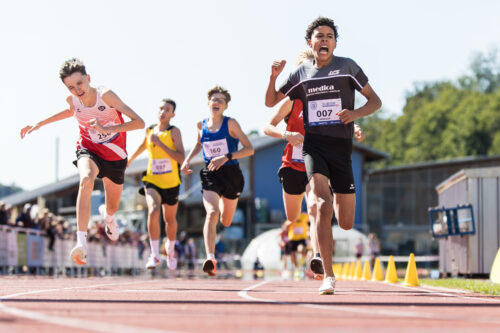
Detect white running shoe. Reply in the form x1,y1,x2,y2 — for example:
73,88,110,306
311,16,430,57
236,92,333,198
70,245,87,265
145,255,160,269
166,252,178,270
99,204,119,241
318,276,336,295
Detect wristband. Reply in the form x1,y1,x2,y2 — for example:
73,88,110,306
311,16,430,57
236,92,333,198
226,153,233,161
283,131,288,140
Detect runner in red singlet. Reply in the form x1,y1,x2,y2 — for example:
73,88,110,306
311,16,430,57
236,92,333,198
20,58,145,266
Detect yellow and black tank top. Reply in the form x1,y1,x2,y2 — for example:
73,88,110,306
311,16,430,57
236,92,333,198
288,213,309,241
142,124,181,189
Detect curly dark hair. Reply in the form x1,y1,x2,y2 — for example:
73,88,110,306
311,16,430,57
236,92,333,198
305,17,338,41
207,85,231,103
161,98,176,112
59,58,87,81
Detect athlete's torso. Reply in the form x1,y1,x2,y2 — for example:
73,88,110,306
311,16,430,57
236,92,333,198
288,217,308,241
280,56,368,139
72,86,127,161
200,116,239,166
142,124,181,189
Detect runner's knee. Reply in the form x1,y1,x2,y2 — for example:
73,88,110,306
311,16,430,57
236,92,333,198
79,175,95,192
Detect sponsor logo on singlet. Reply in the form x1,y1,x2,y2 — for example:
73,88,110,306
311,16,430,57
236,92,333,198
307,84,335,94
98,105,106,111
328,70,340,76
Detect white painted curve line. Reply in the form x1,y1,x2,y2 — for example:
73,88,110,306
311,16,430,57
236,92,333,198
0,279,177,333
237,279,278,302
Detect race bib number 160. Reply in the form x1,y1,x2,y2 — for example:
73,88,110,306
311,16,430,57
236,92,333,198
203,138,229,159
308,98,342,126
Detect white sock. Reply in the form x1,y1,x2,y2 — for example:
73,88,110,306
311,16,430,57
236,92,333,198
208,253,215,260
150,239,160,258
76,231,87,252
166,238,175,253
104,214,114,224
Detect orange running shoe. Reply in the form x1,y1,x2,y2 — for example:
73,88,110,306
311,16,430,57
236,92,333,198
70,245,87,266
202,258,217,276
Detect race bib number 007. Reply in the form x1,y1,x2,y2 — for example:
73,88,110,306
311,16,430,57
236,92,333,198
202,138,229,159
308,98,342,126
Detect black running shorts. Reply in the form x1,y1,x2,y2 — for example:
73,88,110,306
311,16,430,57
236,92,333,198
74,149,127,185
303,133,355,194
140,182,180,206
200,164,244,199
278,167,308,195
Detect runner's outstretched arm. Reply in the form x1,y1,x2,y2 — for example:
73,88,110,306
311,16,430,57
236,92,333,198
20,97,75,139
265,60,287,107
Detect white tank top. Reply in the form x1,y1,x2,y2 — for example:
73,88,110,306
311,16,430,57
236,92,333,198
72,86,122,144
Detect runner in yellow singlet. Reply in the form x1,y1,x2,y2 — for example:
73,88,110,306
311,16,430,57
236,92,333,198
127,98,185,270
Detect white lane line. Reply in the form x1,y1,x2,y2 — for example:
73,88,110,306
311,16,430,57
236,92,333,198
236,280,500,324
0,279,177,333
382,282,500,303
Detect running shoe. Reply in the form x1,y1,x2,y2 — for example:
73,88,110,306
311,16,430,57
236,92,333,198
202,258,217,276
145,255,160,269
69,244,87,266
99,204,119,241
166,252,178,270
310,257,325,275
318,276,336,295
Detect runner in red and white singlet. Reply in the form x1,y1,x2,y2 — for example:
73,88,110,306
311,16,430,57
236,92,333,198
20,58,145,266
72,86,127,161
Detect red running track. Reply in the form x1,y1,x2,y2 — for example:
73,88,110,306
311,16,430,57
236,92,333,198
1,276,500,332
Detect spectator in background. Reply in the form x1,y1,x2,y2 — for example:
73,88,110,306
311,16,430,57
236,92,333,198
0,201,8,225
16,203,33,228
355,238,364,260
215,235,229,270
185,237,197,274
368,233,380,268
175,231,187,269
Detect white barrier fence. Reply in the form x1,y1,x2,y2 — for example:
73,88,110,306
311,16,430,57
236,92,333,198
0,225,148,274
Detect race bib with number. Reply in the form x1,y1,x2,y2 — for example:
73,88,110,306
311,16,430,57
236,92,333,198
202,138,229,159
152,158,172,175
293,227,304,235
308,98,342,126
88,121,118,143
291,143,304,163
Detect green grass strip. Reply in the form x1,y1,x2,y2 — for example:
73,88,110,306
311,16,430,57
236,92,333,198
420,278,500,296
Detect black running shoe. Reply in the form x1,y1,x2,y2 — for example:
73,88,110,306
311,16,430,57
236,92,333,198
202,259,217,276
310,257,324,275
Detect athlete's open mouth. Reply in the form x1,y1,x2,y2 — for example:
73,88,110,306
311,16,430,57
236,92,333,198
319,46,329,54
212,107,220,112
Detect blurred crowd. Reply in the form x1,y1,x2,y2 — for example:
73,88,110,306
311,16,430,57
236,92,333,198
0,201,147,256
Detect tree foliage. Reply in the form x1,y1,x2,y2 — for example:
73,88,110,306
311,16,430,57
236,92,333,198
359,49,500,168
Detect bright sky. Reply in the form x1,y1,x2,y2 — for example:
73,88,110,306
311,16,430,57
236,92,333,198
1,0,499,191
